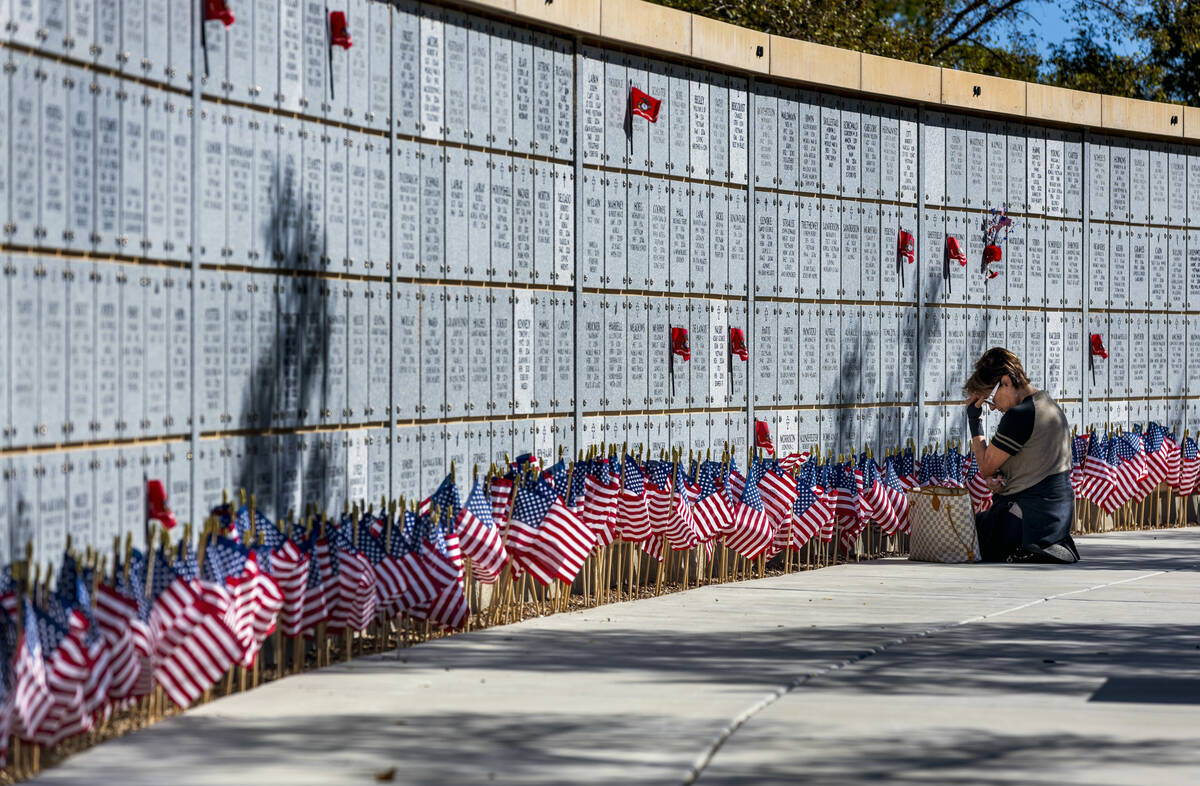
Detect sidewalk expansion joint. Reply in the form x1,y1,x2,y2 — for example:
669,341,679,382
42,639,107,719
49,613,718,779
681,568,1170,785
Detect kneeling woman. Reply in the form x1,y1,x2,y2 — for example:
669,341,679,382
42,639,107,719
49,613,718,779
963,348,1080,564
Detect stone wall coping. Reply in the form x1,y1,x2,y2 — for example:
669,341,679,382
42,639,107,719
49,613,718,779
455,0,1195,141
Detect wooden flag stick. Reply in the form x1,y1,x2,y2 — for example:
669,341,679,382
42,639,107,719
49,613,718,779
518,573,530,623
655,537,667,596
628,541,637,599
582,551,591,608
614,543,623,603
600,545,609,606
293,634,305,676
595,547,604,609
603,544,612,605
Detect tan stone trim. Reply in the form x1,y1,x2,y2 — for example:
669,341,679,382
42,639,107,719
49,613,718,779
770,37,858,91
692,14,770,74
1026,83,1101,127
941,68,1025,116
1101,94,1183,138
600,0,689,56
861,53,938,104
450,0,1196,139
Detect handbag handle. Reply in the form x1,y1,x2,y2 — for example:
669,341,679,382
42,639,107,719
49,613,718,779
943,501,976,562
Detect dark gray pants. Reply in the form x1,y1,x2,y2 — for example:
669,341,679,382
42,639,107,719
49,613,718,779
974,471,1079,563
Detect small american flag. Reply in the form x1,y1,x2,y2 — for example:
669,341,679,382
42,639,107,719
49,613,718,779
622,455,646,495
507,478,561,585
692,462,732,543
426,524,469,630
916,451,939,488
14,599,54,740
724,460,746,508
394,516,458,610
1177,436,1200,497
724,473,772,560
565,461,587,509
581,462,619,547
297,549,330,632
252,511,288,550
1162,429,1182,490
1097,438,1125,514
833,462,860,532
1142,422,1168,486
203,537,249,585
210,504,236,541
1070,433,1089,495
899,447,918,490
615,456,652,542
421,474,462,522
778,451,811,474
816,462,837,542
791,479,829,546
38,603,93,746
268,540,311,637
55,553,79,600
93,584,143,701
646,465,698,550
1114,432,1149,503
1080,432,1115,508
964,452,994,514
863,459,900,534
668,474,701,551
154,581,242,710
535,481,600,583
389,515,436,609
545,460,569,497
489,476,514,525
219,551,284,667
356,516,389,564
758,466,797,529
172,541,201,581
945,450,964,488
645,460,673,491
356,517,406,609
511,453,542,473
509,477,597,585
327,545,377,634
455,480,509,584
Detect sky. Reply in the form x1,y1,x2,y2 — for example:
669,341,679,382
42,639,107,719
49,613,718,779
1026,1,1145,59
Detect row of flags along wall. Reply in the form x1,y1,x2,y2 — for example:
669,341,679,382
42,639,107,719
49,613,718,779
0,422,1197,775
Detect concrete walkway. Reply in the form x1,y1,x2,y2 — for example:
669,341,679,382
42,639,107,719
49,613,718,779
34,528,1200,786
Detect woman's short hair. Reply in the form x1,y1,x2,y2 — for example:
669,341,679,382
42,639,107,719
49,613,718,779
962,347,1030,397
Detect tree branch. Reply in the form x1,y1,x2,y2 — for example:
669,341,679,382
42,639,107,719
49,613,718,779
935,0,991,41
932,0,1026,57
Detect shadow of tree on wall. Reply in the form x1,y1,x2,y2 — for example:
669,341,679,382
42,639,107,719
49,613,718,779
833,310,861,455
226,162,331,523
825,254,955,456
919,266,954,447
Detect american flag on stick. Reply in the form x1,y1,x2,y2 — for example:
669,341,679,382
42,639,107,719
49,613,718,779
724,472,773,561
455,480,509,584
692,462,732,544
508,477,598,585
1176,436,1200,497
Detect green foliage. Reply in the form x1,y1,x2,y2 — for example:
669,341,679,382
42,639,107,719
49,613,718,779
1044,31,1163,101
1138,0,1200,104
651,0,1196,104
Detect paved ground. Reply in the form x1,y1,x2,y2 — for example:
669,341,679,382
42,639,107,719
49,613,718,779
34,528,1200,786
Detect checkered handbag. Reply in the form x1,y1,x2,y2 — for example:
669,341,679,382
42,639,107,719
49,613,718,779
907,487,981,563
